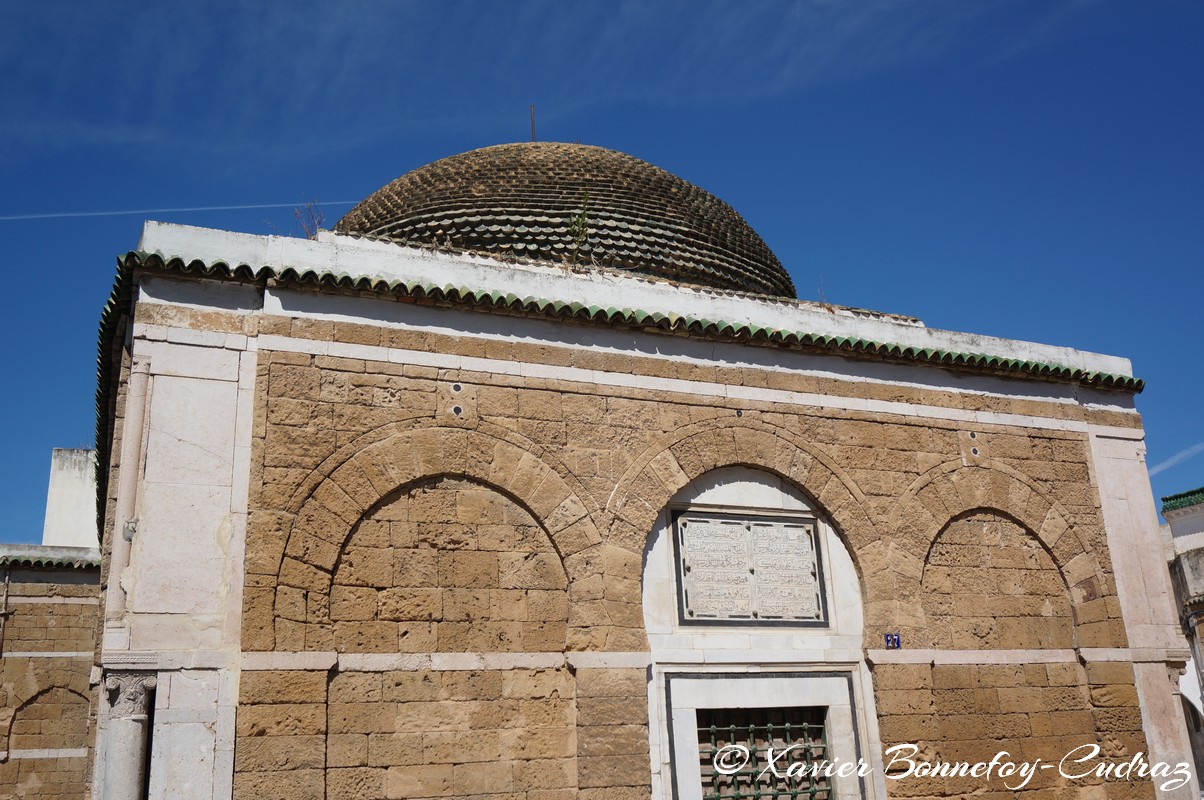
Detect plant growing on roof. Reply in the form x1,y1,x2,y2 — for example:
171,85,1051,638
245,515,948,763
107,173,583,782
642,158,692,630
294,199,325,240
567,191,589,267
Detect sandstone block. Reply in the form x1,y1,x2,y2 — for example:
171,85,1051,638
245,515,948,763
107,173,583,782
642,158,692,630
453,760,515,795
513,757,577,790
327,765,388,797
236,704,326,737
423,729,501,763
394,548,440,586
577,725,647,757
526,589,570,622
330,585,378,622
516,698,574,728
327,733,368,767
235,735,324,772
329,672,383,704
328,702,399,734
440,670,503,701
333,620,400,653
365,732,425,767
234,768,324,800
386,764,454,798
383,671,439,703
500,727,576,760
337,547,395,588
439,551,499,589
501,669,573,700
240,671,328,705
1089,684,1140,708
1086,661,1135,685
442,588,491,621
393,701,472,733
522,621,567,651
577,754,650,789
378,587,442,621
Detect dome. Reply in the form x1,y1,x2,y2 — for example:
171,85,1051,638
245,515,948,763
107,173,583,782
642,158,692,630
335,143,796,298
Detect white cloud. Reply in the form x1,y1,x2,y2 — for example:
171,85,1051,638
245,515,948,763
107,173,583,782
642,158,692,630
0,0,1098,160
1150,441,1204,477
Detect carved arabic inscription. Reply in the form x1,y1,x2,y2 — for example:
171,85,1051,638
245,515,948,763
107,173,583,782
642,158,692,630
677,515,824,622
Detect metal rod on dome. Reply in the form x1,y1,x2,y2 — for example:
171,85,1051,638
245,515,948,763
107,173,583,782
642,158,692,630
531,104,536,142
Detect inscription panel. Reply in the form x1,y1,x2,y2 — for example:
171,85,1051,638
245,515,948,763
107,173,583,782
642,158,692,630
675,512,825,624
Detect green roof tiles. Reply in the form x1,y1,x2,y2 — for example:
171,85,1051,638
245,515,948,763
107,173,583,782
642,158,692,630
94,249,1145,534
106,250,1145,392
0,545,101,570
1163,487,1204,514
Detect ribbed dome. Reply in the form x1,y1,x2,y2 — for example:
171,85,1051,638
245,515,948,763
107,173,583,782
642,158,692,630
336,143,796,298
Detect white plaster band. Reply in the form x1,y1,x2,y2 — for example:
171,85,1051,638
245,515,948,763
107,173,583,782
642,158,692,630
337,654,431,672
240,651,337,671
1102,645,1194,665
428,653,568,671
102,652,233,670
866,647,1193,665
4,651,92,659
242,652,585,671
867,648,1078,665
135,222,1134,377
0,748,89,760
481,653,566,670
567,651,653,669
250,331,1124,434
5,596,100,605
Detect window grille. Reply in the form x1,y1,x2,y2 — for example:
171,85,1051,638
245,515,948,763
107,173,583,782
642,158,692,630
696,706,831,800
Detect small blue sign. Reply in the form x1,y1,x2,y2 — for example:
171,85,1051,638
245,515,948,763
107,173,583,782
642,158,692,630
884,633,901,650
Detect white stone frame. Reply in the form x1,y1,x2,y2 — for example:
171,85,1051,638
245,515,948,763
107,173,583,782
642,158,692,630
643,467,886,800
665,670,864,800
671,509,828,626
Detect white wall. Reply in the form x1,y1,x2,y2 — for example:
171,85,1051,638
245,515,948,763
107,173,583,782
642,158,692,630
41,448,98,548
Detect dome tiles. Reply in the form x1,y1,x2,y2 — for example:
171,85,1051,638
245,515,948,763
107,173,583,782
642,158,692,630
335,142,796,298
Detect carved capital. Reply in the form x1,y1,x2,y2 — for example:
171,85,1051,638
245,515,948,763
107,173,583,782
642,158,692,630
105,672,157,717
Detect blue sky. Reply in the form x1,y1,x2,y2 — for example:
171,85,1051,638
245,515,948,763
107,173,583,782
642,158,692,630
1,1,1201,543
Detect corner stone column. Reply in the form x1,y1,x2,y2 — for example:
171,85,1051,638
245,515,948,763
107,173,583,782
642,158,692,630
103,672,157,800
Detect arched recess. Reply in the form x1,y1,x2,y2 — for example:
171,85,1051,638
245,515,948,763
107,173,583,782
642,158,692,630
641,466,883,800
643,466,864,638
891,458,1115,635
876,460,1117,655
2,683,92,758
918,509,1076,650
310,474,579,800
304,474,570,654
255,425,623,651
607,418,875,604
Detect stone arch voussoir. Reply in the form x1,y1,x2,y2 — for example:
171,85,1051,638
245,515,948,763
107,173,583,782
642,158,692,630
608,417,875,590
898,458,1107,605
2,682,92,756
276,425,603,607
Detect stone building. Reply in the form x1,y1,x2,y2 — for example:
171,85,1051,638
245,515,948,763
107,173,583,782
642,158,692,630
82,143,1195,799
1,450,102,798
1161,487,1204,774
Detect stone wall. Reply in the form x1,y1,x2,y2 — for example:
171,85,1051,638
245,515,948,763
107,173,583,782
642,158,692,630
220,311,1156,799
921,512,1075,650
0,566,100,799
875,660,1151,798
239,475,578,798
873,510,1148,796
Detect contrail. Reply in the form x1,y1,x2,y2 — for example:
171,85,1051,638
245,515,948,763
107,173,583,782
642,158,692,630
1149,440,1204,477
0,201,358,222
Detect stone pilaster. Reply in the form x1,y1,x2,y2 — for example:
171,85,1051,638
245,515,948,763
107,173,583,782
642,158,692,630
103,672,157,800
